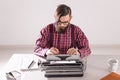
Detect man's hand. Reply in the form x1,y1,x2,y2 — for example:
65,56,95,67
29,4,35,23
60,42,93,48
46,47,59,56
67,48,80,55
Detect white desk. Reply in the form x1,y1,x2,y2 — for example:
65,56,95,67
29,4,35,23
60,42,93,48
1,54,120,80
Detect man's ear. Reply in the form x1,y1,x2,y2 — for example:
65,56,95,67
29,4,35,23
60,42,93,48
54,13,56,19
54,12,59,22
54,13,56,20
69,16,72,21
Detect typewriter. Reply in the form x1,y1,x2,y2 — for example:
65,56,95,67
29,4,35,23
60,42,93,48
41,54,84,77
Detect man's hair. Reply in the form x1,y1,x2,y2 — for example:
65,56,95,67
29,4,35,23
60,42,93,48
56,4,71,17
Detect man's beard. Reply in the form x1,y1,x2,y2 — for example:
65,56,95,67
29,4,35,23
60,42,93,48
55,22,69,34
58,26,68,33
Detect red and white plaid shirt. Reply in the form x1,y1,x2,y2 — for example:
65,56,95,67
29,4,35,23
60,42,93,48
34,23,91,58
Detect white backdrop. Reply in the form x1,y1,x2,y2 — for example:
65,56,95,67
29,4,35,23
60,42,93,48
0,0,120,45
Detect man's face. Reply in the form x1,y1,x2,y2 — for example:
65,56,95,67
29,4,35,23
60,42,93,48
54,13,72,33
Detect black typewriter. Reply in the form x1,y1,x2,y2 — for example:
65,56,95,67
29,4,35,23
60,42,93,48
41,54,84,77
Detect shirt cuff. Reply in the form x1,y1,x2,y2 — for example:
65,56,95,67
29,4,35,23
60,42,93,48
78,49,91,58
34,48,49,57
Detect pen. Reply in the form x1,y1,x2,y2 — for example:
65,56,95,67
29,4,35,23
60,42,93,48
28,60,35,69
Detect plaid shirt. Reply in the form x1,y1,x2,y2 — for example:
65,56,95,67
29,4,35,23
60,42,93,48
34,23,91,58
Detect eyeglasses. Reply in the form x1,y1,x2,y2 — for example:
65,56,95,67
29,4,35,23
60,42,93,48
57,21,69,26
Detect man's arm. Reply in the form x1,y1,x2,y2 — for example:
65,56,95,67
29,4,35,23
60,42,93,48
34,27,49,57
76,28,91,58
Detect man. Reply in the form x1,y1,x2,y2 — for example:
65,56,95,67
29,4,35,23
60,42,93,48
34,4,91,58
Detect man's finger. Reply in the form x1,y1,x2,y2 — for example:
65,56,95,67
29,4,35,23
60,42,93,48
67,48,72,54
54,48,59,53
51,47,59,54
67,48,77,55
50,50,56,54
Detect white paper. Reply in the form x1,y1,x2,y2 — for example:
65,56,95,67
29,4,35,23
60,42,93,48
20,58,39,71
21,58,34,69
50,61,76,64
